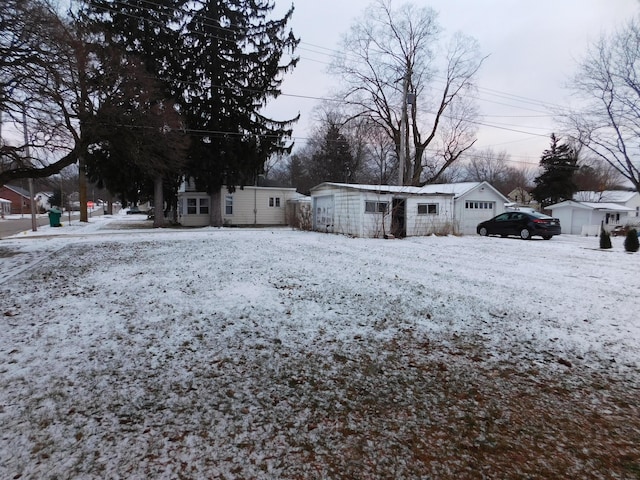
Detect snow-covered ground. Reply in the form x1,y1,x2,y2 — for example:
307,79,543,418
1,216,638,479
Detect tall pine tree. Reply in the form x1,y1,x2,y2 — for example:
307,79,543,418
180,0,299,225
81,0,189,224
309,123,356,185
531,134,578,209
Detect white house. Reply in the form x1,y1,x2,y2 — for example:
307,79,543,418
309,181,508,238
178,180,302,227
548,190,640,235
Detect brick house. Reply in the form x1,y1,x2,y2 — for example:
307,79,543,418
0,184,33,215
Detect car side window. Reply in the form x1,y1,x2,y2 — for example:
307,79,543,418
495,213,510,222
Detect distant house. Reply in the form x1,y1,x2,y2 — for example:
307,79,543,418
0,184,33,215
309,181,508,238
35,192,54,212
178,179,303,227
548,190,640,235
507,186,535,206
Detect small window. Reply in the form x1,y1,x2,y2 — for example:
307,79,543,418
225,195,233,215
199,198,209,215
269,197,281,208
418,203,438,215
187,198,197,214
365,201,388,213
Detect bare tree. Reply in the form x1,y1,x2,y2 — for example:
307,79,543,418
569,16,640,193
462,148,534,197
332,0,485,186
0,0,83,185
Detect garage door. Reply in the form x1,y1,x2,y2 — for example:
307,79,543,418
313,195,334,232
461,200,496,234
570,209,590,235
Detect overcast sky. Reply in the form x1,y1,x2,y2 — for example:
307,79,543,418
267,0,640,169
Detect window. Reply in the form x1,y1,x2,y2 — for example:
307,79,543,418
186,197,209,215
199,198,209,215
365,201,388,213
465,201,494,210
269,197,281,208
225,195,233,215
187,198,197,215
418,203,438,215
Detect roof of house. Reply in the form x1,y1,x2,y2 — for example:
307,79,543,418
1,184,31,198
573,190,638,203
0,197,11,203
548,200,634,212
310,181,508,200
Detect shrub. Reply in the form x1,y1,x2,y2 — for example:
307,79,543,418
624,228,639,252
600,226,612,249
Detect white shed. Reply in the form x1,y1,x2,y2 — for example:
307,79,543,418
548,200,634,235
310,182,508,237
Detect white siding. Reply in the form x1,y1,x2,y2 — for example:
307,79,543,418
221,187,296,226
455,186,506,234
406,196,455,236
360,192,392,238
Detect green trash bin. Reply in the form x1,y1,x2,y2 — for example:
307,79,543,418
48,208,62,227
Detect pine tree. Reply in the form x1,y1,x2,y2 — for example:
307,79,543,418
600,224,612,249
81,0,189,215
180,0,299,224
624,229,639,252
309,124,356,185
531,134,579,209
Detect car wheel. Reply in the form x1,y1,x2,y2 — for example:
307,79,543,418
479,226,488,236
542,235,552,240
520,228,531,240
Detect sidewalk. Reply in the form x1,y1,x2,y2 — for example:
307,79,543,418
5,213,153,239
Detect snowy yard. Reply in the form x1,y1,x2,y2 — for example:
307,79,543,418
1,217,639,479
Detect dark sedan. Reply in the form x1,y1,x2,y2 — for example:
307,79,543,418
477,211,561,240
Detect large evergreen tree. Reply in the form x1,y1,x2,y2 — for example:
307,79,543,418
82,0,190,224
309,124,356,185
531,134,578,209
181,0,299,224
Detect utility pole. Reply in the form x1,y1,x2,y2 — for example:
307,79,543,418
399,74,408,186
22,107,38,232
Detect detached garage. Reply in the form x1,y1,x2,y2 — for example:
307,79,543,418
416,182,509,235
548,200,634,235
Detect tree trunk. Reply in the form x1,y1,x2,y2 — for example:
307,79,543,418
153,175,165,228
210,188,222,227
79,155,88,223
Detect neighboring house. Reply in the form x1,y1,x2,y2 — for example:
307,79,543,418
548,190,640,235
309,181,508,238
507,187,535,205
0,197,11,217
0,184,33,215
178,180,302,227
35,192,54,212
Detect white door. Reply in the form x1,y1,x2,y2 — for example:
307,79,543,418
313,195,334,232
